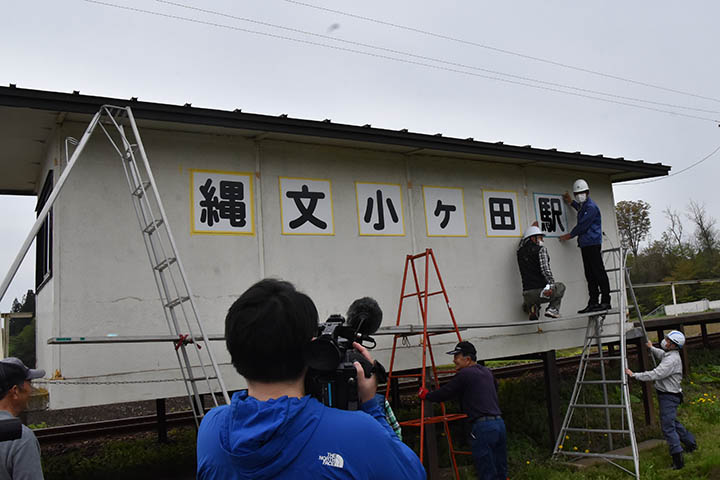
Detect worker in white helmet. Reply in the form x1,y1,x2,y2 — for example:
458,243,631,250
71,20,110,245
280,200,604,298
626,330,696,470
560,179,611,313
517,222,565,320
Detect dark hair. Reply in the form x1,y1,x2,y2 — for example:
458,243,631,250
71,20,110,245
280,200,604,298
225,279,318,382
463,352,477,362
0,364,26,401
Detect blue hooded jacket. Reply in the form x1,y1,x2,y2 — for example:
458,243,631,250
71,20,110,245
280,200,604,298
197,390,426,480
570,197,602,247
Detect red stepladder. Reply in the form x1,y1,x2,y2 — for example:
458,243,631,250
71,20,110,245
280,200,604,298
384,248,470,479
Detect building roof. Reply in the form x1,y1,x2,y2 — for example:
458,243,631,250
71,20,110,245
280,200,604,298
0,85,670,195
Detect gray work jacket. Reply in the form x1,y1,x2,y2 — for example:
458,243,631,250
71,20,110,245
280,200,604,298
0,410,44,480
632,346,683,394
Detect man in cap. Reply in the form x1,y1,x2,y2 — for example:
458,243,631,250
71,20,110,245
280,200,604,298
626,331,696,470
517,221,565,320
0,357,45,479
418,341,506,480
560,179,611,313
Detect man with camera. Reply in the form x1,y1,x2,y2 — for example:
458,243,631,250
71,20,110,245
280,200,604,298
0,357,45,480
419,341,507,480
197,279,425,479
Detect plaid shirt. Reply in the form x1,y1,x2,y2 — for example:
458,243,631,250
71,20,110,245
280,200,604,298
384,399,402,440
537,246,554,285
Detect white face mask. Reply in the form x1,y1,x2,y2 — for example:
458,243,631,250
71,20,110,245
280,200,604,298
537,239,544,246
661,339,668,350
575,193,588,203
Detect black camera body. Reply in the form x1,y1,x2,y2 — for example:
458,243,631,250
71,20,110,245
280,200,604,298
305,298,385,410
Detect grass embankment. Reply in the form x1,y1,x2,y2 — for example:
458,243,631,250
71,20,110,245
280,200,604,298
41,428,196,479
40,347,719,479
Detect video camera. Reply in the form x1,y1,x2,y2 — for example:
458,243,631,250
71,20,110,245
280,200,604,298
305,297,386,410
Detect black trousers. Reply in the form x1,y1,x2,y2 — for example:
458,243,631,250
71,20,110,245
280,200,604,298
580,245,611,305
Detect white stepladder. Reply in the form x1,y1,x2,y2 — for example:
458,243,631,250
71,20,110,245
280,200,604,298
552,247,653,478
0,105,230,426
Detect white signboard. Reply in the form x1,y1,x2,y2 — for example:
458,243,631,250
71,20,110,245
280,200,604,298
355,182,405,236
533,193,569,237
190,169,254,235
422,186,467,237
482,189,521,237
279,177,334,235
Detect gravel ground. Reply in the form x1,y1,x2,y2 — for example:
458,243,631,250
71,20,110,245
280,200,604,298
26,395,192,427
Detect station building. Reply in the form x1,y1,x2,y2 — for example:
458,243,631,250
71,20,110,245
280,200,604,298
0,86,669,409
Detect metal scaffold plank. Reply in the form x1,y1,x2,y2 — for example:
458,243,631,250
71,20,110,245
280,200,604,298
48,334,225,345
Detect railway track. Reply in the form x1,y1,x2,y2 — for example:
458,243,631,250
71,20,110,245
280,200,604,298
34,331,719,444
35,411,195,444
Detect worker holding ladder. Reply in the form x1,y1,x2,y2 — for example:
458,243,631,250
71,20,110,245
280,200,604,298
626,330,697,470
419,341,507,480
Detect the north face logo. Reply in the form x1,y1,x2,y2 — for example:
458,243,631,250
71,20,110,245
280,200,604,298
318,452,344,469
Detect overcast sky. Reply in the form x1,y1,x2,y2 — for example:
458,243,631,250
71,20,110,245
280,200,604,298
1,0,719,311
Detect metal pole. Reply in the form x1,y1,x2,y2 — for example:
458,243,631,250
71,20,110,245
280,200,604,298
0,110,103,304
671,283,677,306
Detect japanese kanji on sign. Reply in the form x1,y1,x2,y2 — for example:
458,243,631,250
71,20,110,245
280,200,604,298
190,169,255,235
533,193,568,237
482,189,521,237
355,182,405,236
279,177,334,235
422,186,467,237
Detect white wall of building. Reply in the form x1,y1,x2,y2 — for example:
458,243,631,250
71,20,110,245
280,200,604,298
37,121,625,408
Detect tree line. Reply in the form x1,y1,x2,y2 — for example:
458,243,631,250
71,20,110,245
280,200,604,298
616,200,720,315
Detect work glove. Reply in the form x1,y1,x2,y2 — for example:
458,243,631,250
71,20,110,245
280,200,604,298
418,387,429,400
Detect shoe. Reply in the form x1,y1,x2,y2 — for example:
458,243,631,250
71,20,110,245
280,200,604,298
684,443,697,454
529,304,539,321
672,452,684,470
589,303,611,312
545,308,561,318
577,304,598,314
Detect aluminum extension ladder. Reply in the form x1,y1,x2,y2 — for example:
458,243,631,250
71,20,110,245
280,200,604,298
552,247,652,478
0,106,230,426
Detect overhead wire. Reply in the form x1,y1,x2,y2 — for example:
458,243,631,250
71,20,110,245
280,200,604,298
82,0,719,123
283,0,720,105
155,0,720,117
616,143,720,185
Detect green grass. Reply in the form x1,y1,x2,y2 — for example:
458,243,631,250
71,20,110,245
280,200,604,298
503,347,720,480
42,428,196,479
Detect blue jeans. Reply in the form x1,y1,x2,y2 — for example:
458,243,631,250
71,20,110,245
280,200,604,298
470,418,507,480
658,392,695,455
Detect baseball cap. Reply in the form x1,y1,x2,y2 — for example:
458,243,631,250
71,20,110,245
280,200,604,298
446,341,476,356
0,358,45,382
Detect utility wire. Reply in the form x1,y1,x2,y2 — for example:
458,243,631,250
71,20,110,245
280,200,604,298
617,143,720,185
284,0,720,105
82,0,719,123
155,0,720,116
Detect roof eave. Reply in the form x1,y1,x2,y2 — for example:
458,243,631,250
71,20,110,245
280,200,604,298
0,86,671,181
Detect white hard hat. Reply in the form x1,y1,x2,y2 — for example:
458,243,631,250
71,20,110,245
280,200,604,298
666,330,685,348
573,179,590,193
523,225,544,239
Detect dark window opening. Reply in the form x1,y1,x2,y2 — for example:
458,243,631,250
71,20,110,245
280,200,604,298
35,171,53,291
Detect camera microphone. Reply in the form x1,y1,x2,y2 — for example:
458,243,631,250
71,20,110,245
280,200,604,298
305,297,384,409
346,297,382,337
